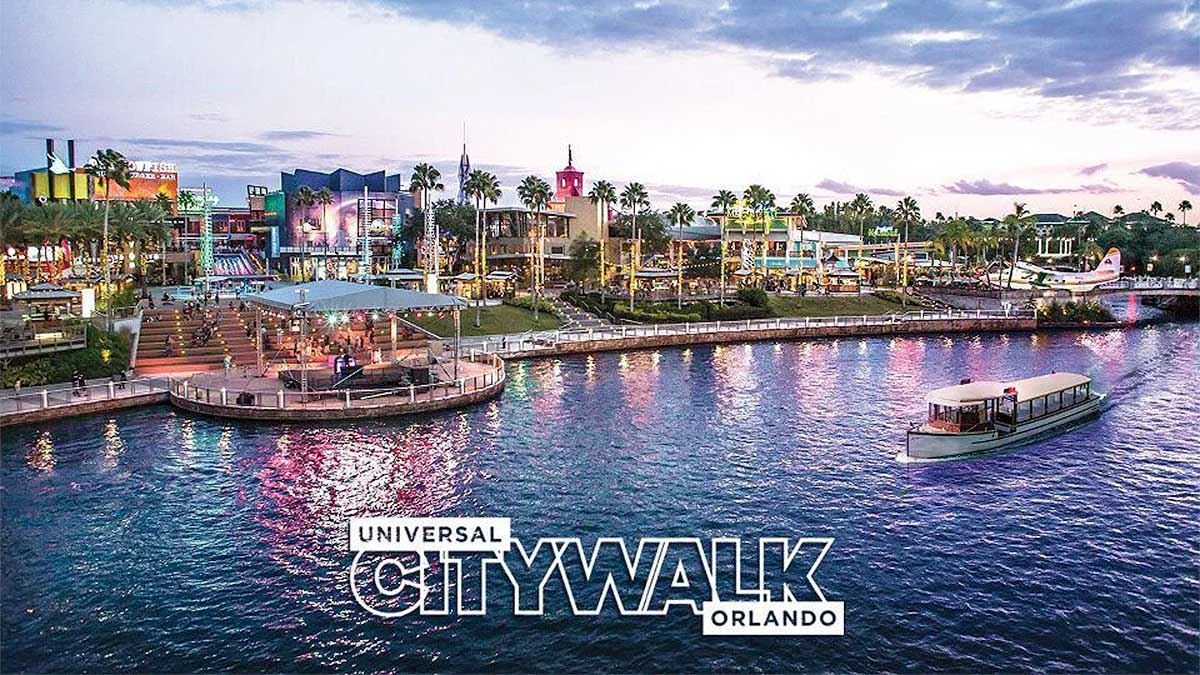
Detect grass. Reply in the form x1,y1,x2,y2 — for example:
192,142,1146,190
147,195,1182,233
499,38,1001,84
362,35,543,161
766,293,908,318
408,303,564,337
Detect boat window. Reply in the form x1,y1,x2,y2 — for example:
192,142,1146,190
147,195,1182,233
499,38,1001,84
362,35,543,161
997,397,1015,423
1031,396,1046,418
1064,387,1075,405
1017,400,1032,422
1047,392,1061,413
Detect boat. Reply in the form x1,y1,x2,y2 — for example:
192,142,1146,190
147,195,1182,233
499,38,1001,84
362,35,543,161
903,372,1104,461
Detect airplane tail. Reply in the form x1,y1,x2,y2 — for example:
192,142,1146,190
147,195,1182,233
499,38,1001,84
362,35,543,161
1093,248,1121,275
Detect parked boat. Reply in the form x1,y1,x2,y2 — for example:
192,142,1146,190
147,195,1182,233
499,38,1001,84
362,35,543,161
904,372,1104,461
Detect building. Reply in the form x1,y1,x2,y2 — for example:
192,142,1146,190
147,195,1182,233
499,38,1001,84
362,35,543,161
267,168,416,281
10,140,89,204
708,207,862,287
482,147,611,281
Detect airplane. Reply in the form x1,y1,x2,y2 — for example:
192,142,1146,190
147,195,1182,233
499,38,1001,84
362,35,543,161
987,247,1122,292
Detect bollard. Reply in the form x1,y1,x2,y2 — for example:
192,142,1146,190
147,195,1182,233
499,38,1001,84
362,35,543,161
459,379,465,394
108,382,116,399
41,390,49,409
409,384,415,402
344,390,351,409
220,387,227,405
277,389,284,408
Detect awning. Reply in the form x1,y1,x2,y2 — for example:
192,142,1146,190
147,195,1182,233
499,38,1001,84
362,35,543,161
246,280,465,313
14,283,80,301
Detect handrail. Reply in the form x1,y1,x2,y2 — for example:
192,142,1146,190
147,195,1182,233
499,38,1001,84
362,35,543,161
0,376,172,415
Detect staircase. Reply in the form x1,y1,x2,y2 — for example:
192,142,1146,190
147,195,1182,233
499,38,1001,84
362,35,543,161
134,306,261,375
548,296,612,330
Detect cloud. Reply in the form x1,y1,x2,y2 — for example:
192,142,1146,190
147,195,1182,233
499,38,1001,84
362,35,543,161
816,179,906,197
943,178,1120,196
260,129,338,141
372,0,1199,130
1138,161,1200,193
122,136,281,153
0,119,64,135
189,112,228,123
1079,163,1108,176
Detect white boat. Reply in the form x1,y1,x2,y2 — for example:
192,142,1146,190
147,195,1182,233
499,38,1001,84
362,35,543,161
903,372,1104,461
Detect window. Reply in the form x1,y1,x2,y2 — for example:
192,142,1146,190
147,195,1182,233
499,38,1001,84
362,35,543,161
1031,396,1045,418
1017,401,1031,422
1047,392,1061,413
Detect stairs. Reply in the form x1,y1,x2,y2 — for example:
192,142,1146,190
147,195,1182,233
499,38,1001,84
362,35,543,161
134,305,261,375
548,296,612,330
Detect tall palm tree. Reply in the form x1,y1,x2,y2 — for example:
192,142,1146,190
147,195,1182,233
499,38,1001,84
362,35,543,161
463,169,497,327
24,203,74,281
894,196,920,286
789,192,815,217
850,193,873,240
517,175,552,321
587,180,617,288
620,182,650,310
177,189,198,213
711,189,737,303
409,163,444,292
1003,202,1035,288
315,187,334,251
667,202,696,308
84,149,132,319
1180,200,1192,226
711,189,737,216
291,186,317,280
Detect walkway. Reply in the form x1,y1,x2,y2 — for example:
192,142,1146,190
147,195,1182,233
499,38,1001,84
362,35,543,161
0,376,172,427
547,295,611,330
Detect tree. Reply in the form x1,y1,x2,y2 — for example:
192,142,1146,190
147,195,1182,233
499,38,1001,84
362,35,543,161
517,175,552,321
464,169,498,326
710,189,737,215
83,149,132,320
315,187,334,246
894,197,920,286
291,186,317,280
1150,200,1163,217
619,182,650,310
1003,202,1035,288
587,179,617,288
789,193,815,218
564,236,600,283
177,189,198,213
1112,204,1124,217
1180,200,1192,226
667,202,697,308
409,163,445,291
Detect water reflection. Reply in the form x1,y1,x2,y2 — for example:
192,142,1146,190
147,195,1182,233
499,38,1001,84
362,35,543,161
26,431,55,471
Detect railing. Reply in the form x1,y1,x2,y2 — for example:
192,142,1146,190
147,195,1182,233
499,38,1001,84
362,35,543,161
169,352,506,412
0,325,88,359
0,377,171,415
1096,277,1198,291
465,309,1038,355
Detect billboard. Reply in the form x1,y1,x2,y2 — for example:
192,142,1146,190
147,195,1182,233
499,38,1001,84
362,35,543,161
95,161,179,203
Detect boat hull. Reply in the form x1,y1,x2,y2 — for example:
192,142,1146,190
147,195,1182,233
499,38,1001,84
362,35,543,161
905,395,1104,460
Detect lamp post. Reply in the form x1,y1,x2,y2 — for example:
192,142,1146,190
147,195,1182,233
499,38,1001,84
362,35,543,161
295,288,310,401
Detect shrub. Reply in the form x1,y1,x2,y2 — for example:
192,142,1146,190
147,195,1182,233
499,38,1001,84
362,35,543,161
0,325,131,387
736,287,770,308
504,296,558,316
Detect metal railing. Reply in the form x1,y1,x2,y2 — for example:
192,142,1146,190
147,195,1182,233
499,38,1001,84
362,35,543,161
1097,277,1198,291
466,308,1038,355
0,377,171,415
169,352,506,412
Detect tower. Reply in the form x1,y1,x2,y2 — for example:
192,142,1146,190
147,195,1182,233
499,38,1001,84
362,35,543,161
554,144,584,200
456,124,471,204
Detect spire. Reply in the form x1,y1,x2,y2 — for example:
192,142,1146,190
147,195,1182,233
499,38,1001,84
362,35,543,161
567,144,573,167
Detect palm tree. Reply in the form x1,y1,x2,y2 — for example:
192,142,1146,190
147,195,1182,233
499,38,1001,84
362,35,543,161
1166,212,1176,223
1180,200,1192,226
1003,202,1035,288
463,169,499,327
710,189,737,303
177,189,198,213
315,187,334,251
83,149,132,320
24,203,74,281
620,182,650,310
409,163,445,292
894,197,920,287
517,175,552,321
850,193,873,240
667,202,696,308
710,189,737,216
1150,200,1163,217
789,193,815,217
291,186,317,280
588,180,617,288
1112,204,1124,217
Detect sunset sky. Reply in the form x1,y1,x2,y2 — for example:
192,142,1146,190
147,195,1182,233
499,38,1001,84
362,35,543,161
2,0,1197,217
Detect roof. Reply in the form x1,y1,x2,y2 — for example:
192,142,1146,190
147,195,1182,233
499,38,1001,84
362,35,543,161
927,372,1091,406
14,283,80,301
634,268,676,279
246,280,464,313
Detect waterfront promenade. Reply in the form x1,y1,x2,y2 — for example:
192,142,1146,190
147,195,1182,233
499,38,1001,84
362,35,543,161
0,309,1039,426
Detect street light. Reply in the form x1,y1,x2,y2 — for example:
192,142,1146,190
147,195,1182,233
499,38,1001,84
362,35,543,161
295,288,310,400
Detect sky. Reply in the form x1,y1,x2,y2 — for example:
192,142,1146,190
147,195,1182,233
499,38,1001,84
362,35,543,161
1,0,1198,218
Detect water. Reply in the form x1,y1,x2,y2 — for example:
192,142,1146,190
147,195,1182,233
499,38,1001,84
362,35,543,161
3,326,1198,672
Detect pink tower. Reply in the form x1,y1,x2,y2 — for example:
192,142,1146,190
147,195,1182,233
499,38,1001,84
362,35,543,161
554,145,584,200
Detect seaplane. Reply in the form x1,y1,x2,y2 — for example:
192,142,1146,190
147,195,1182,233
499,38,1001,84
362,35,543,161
986,247,1121,292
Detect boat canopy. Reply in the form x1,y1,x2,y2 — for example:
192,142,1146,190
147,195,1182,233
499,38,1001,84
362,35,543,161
927,373,1090,406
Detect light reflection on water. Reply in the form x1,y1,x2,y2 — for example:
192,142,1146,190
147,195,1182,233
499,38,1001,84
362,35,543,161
2,325,1198,673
